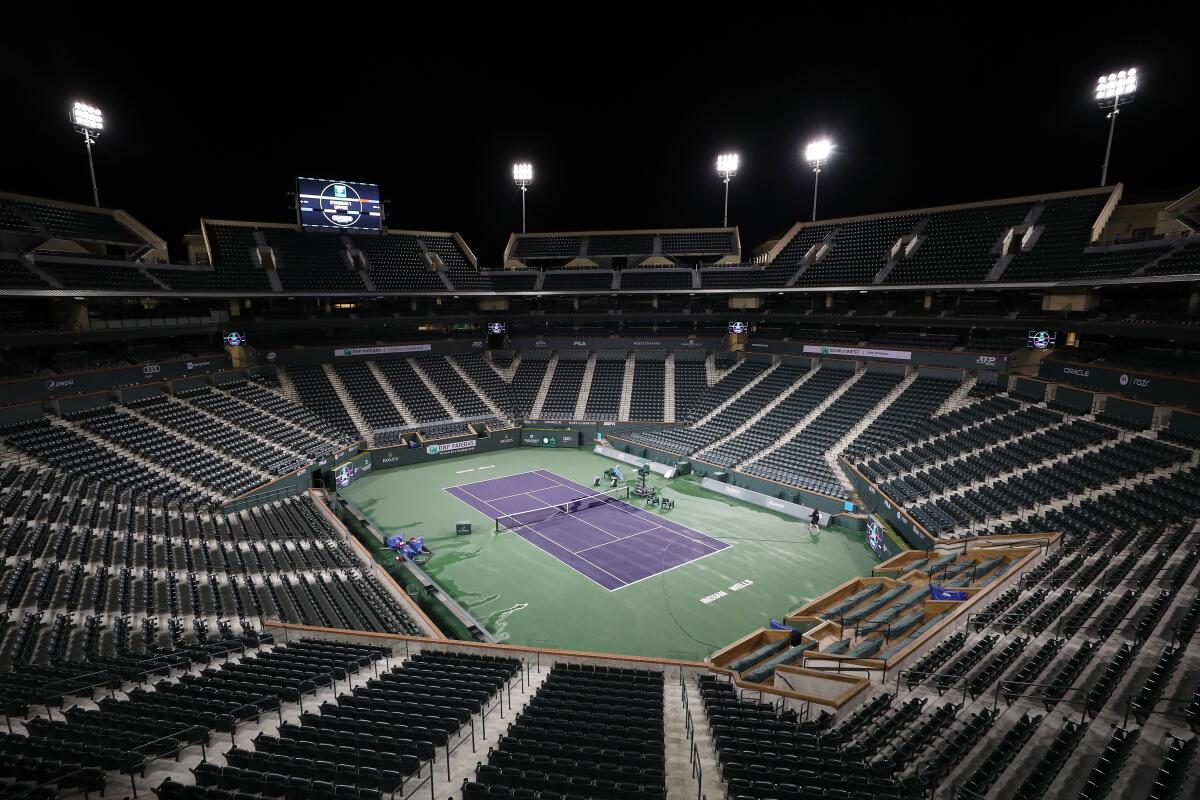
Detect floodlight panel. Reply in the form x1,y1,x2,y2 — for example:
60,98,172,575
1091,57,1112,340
513,162,533,182
71,102,104,131
1095,68,1138,100
716,153,739,175
805,139,834,163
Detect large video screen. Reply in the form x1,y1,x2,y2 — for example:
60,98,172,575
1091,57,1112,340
296,177,383,230
487,322,507,349
329,452,372,489
865,519,887,559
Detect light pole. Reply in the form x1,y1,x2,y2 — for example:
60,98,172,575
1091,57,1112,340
805,138,834,222
70,102,104,207
716,153,739,227
513,162,533,233
1096,69,1137,186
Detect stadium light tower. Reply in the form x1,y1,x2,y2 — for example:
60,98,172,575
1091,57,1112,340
1095,68,1138,186
513,162,533,233
805,138,834,222
716,153,739,227
70,102,104,207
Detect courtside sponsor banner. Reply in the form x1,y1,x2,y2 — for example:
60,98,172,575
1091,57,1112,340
335,344,433,357
802,345,912,361
426,439,477,456
699,478,828,524
593,445,677,478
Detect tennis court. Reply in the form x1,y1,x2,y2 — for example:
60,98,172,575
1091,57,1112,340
444,468,731,590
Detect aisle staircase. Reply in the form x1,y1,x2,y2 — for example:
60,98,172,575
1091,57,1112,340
529,354,559,419
321,364,372,442
741,368,865,468
409,358,460,420
663,353,676,423
573,352,598,419
617,352,636,421
693,366,820,459
692,361,782,428
825,372,917,491
366,361,418,427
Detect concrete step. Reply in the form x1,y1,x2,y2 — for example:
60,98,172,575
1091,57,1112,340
692,361,782,428
827,371,917,490
366,361,418,427
694,364,818,459
447,357,507,421
409,358,460,420
664,353,677,423
573,352,598,419
321,364,373,442
618,352,636,421
530,354,558,418
742,368,864,469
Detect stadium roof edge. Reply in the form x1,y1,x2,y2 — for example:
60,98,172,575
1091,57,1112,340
0,189,134,217
0,189,164,250
199,217,467,239
1164,185,1200,214
503,226,740,267
759,184,1121,264
509,226,739,237
4,267,1196,300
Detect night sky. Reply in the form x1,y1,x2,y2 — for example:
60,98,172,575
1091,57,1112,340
3,13,1196,264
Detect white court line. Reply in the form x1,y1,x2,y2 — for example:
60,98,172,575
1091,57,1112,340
477,465,496,470
519,497,622,542
516,527,627,587
447,484,509,516
442,485,626,590
447,468,732,592
447,473,563,504
531,468,726,552
447,469,558,493
447,481,630,586
447,482,618,544
610,545,732,592
454,468,475,474
571,525,663,553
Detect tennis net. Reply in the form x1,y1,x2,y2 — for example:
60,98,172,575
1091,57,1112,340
495,486,630,532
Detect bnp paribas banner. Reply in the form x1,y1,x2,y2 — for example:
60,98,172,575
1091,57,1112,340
425,438,478,456
335,344,434,357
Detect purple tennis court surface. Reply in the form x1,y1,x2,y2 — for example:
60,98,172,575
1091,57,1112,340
444,469,731,590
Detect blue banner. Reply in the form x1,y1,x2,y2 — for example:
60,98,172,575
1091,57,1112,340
929,585,968,602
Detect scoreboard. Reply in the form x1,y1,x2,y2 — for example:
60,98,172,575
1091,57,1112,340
296,177,383,230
